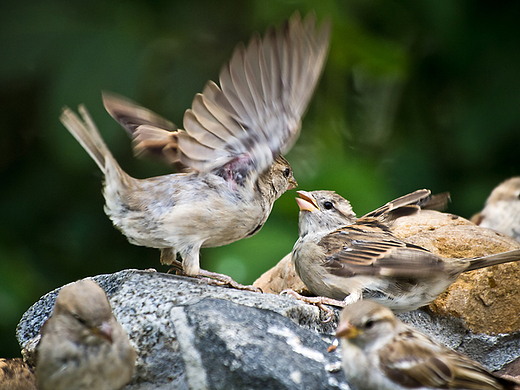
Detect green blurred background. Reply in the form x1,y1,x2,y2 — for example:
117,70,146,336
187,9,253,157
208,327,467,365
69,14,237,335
1,0,519,357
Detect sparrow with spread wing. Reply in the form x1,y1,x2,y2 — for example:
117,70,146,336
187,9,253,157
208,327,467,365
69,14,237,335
36,279,136,390
336,300,520,390
292,189,520,312
60,13,331,286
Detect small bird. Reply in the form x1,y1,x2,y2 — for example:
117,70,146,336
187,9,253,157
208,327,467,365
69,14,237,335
0,358,37,390
36,279,136,390
292,189,520,312
335,300,520,390
60,13,330,284
472,177,520,241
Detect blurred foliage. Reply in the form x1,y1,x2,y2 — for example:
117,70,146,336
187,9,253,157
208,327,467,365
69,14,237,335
1,0,519,358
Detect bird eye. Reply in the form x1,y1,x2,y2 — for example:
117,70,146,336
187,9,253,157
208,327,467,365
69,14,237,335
283,168,291,178
323,201,333,210
72,313,87,326
364,320,375,329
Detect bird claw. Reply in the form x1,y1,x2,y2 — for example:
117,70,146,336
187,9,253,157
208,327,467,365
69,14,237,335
166,260,184,274
196,270,263,293
165,262,262,292
280,289,341,322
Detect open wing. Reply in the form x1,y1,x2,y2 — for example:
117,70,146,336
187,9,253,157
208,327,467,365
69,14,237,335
103,92,182,165
104,12,330,179
362,189,450,223
177,11,331,177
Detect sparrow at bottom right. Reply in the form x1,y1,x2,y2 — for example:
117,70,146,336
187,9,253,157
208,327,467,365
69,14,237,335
335,300,520,390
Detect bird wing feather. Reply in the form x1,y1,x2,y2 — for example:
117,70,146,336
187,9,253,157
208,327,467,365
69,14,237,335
379,330,517,389
319,220,447,278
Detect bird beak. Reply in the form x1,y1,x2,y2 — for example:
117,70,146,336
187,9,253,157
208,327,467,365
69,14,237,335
335,321,362,339
92,321,113,344
287,177,298,190
296,190,319,212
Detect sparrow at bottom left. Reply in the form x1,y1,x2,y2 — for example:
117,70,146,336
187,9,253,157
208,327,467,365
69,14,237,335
36,279,136,390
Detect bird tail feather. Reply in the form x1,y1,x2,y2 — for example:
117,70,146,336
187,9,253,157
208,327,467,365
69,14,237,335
60,105,114,174
467,248,520,271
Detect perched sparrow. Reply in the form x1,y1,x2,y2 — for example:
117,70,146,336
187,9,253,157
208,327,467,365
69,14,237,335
472,177,520,241
292,189,520,312
36,279,136,390
60,12,330,282
335,300,520,390
0,358,37,390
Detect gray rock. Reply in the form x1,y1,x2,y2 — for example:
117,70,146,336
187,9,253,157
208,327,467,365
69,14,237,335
397,309,520,372
17,269,349,390
16,269,520,389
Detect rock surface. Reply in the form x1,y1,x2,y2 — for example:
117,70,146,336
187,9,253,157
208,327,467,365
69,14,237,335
17,269,520,389
17,270,347,390
254,210,520,334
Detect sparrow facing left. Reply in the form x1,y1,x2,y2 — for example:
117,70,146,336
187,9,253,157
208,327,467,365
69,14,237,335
292,189,520,312
336,300,520,390
60,13,330,281
36,279,136,390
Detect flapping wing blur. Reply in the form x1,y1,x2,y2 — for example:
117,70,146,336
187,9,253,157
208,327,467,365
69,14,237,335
177,11,331,177
103,12,330,180
103,92,182,164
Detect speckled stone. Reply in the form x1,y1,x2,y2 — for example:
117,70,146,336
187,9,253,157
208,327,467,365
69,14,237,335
16,269,520,389
17,270,348,390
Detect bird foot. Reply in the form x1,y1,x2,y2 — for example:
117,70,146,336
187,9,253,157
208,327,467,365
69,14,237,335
166,260,184,274
195,270,262,292
280,289,344,322
165,262,261,292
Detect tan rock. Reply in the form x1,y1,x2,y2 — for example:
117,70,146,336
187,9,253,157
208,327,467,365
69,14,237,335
253,254,310,295
392,210,520,334
253,209,520,334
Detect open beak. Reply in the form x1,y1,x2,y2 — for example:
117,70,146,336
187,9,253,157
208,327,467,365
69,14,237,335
296,190,319,212
335,321,362,339
92,321,113,344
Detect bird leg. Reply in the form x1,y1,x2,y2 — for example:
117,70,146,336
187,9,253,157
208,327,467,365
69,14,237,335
341,289,363,306
174,246,262,292
280,289,343,322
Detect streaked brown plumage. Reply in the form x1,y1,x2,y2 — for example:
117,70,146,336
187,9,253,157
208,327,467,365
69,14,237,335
292,189,520,312
336,300,520,390
60,12,330,278
36,279,136,390
0,358,37,390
